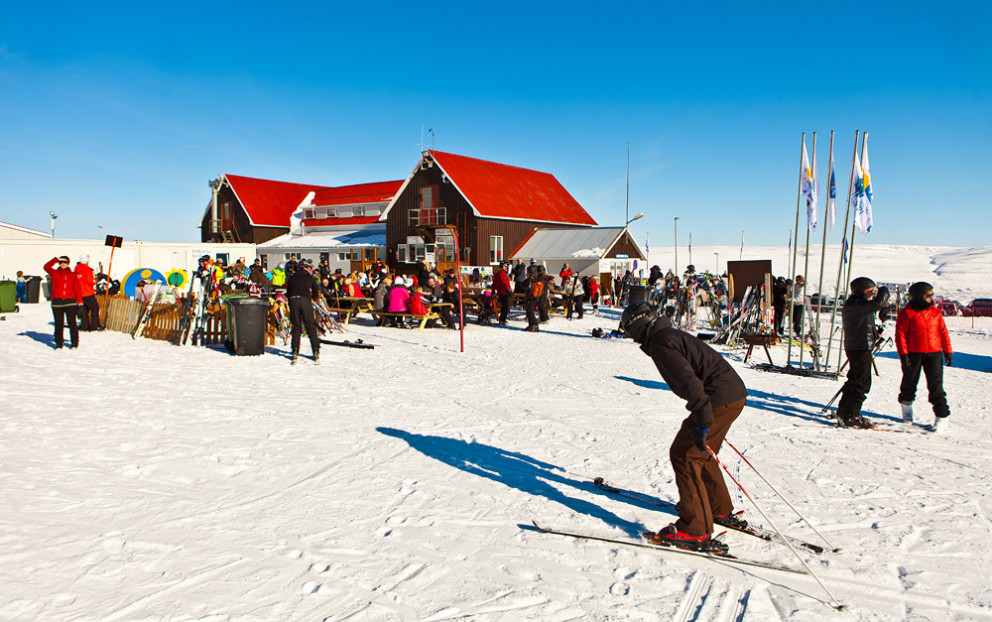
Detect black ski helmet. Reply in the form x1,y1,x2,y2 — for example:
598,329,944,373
908,281,934,301
850,277,876,297
620,302,659,344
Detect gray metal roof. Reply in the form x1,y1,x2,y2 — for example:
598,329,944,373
511,227,627,260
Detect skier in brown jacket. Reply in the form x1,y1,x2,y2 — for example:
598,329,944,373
620,302,749,553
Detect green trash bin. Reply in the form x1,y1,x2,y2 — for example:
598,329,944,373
0,281,18,313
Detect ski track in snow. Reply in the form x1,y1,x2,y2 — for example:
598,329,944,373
2,295,992,620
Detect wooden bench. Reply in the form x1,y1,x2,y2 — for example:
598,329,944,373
323,297,373,324
370,310,441,331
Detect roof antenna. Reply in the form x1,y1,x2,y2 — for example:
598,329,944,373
418,126,426,153
427,128,436,149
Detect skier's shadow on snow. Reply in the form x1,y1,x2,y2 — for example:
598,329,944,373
18,331,56,347
615,376,837,426
377,427,645,537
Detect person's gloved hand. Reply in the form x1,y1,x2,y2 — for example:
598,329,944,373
944,352,953,367
690,426,709,452
900,354,912,370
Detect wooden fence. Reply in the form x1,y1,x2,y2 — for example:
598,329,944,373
98,294,276,346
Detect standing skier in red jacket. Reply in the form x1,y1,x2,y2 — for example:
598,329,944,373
44,256,83,349
895,282,953,433
74,254,101,331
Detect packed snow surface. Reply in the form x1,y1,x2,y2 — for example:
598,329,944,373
3,245,992,621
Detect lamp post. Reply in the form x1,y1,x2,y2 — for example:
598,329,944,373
673,217,679,275
49,211,58,239
714,252,719,276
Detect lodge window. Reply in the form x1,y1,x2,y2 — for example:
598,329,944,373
418,185,446,226
284,252,301,261
489,236,504,264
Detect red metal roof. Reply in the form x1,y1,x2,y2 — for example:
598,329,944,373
223,176,402,228
428,151,596,225
224,174,332,227
311,180,403,207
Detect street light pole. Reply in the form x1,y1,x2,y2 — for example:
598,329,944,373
674,217,679,275
714,252,719,276
49,211,58,239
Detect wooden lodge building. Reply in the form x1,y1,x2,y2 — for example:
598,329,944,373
200,150,645,278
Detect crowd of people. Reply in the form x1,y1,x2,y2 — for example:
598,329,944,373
30,251,958,558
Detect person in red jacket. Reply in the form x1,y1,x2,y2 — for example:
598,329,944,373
895,282,953,432
493,262,512,326
74,254,101,331
44,255,83,349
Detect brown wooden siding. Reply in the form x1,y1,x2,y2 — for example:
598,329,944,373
386,159,588,270
200,185,288,244
605,230,646,260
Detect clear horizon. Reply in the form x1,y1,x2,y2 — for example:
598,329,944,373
1,2,989,247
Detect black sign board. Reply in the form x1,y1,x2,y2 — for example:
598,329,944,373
105,235,123,248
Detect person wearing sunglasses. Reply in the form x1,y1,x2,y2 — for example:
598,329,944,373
895,282,953,432
836,277,890,428
43,255,83,349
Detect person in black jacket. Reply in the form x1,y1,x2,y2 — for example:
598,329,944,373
620,302,748,553
836,277,890,428
286,262,321,365
511,259,528,294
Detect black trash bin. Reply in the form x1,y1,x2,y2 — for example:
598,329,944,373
225,297,269,356
25,276,42,303
627,284,649,305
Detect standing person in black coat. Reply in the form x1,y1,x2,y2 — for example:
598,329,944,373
511,258,527,294
524,267,542,332
286,262,321,365
620,302,748,553
836,277,890,428
772,277,788,335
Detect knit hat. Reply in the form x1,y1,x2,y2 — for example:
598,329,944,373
850,277,876,297
79,254,90,263
908,281,934,301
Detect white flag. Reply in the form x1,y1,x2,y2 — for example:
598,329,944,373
807,144,819,231
800,140,815,231
827,143,837,229
854,137,873,235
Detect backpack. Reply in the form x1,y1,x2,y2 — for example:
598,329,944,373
530,279,544,298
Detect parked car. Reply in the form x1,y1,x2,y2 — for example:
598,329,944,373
809,293,834,311
935,299,966,316
970,298,992,317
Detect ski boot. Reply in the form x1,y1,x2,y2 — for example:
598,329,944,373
838,415,874,429
900,402,914,423
646,524,729,554
313,353,320,365
291,352,299,365
930,417,949,434
714,511,748,530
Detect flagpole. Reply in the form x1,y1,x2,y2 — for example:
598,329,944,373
815,130,835,369
799,132,817,369
837,131,869,369
787,133,805,366
826,130,860,370
740,230,744,260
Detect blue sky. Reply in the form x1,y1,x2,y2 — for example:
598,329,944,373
1,1,989,247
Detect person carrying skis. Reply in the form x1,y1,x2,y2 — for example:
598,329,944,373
619,302,748,553
836,277,890,428
285,259,321,364
895,282,952,432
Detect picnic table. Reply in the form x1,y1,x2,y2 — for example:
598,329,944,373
325,296,374,324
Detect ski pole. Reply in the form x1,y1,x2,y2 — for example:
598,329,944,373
706,444,847,611
724,440,840,553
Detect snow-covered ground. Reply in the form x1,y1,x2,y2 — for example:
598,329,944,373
3,246,992,621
